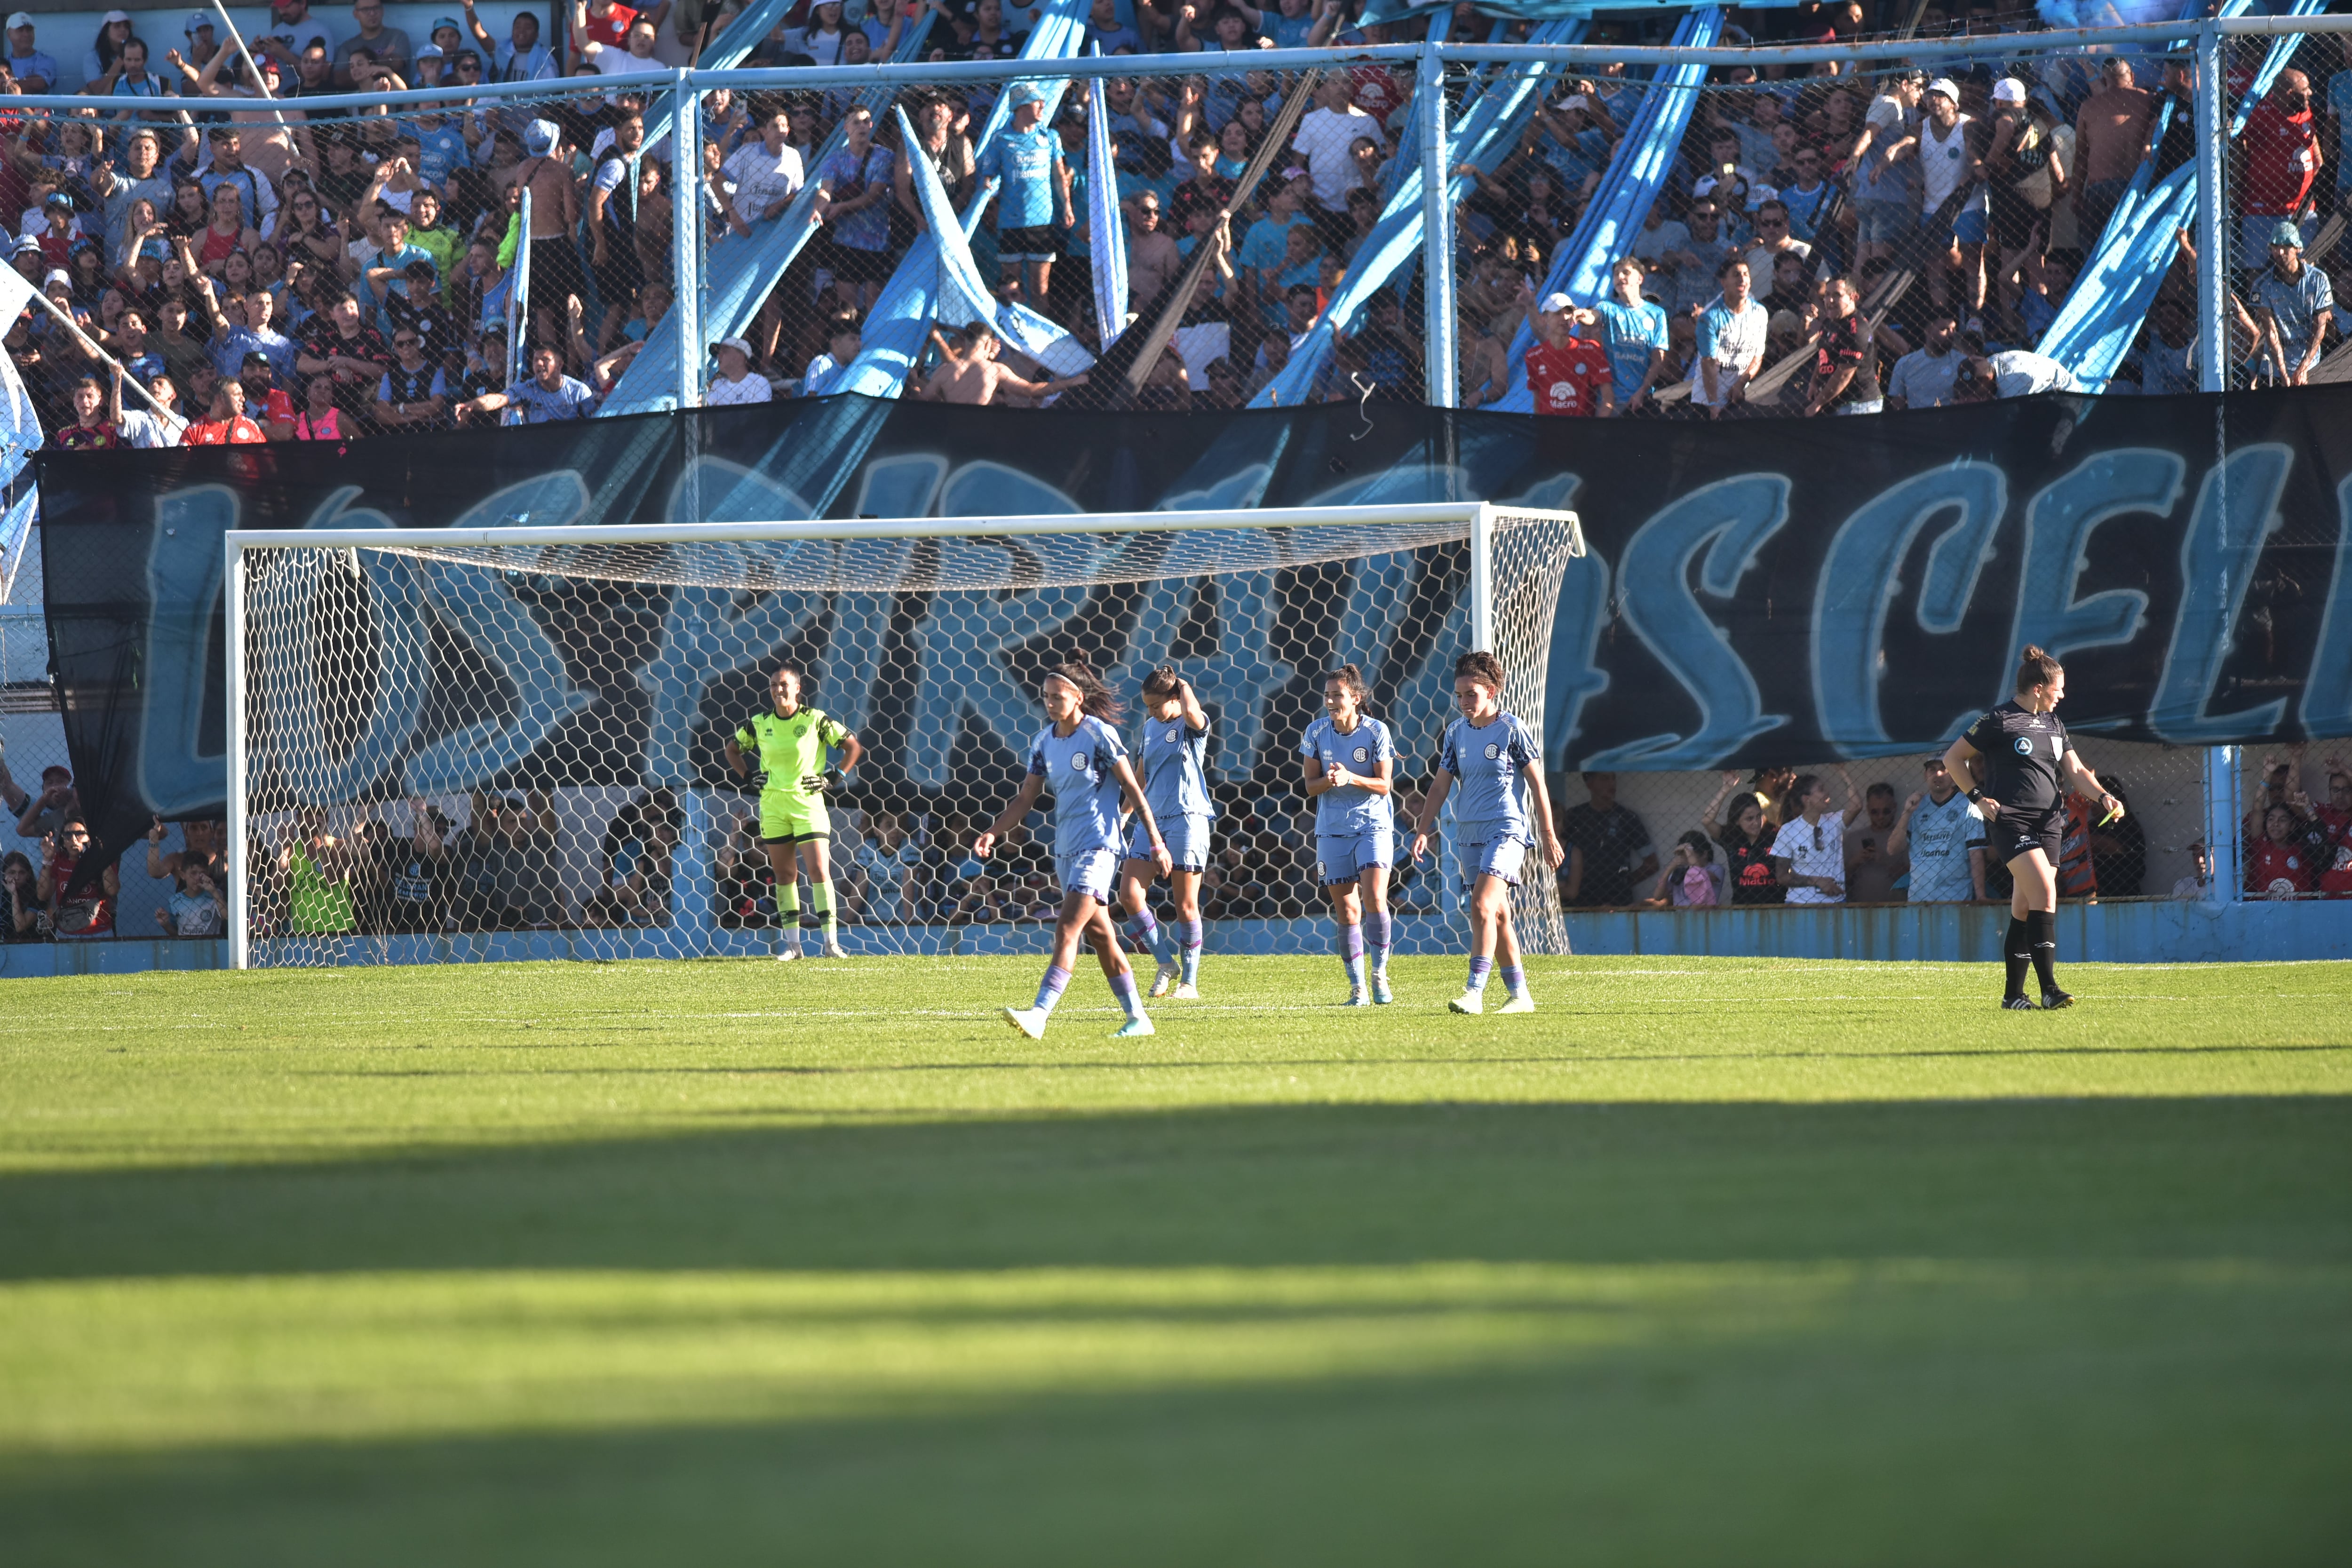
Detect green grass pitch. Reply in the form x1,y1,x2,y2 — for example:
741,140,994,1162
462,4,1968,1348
2,953,2347,1565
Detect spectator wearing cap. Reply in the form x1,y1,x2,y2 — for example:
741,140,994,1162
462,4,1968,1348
2073,57,2153,239
1917,79,1986,321
1692,255,1768,418
975,86,1073,311
2237,69,2322,262
2243,225,2332,389
506,119,581,250
32,193,83,275
707,337,771,405
409,41,447,88
1885,309,1963,410
238,349,298,438
463,0,554,82
1524,292,1613,417
334,0,409,87
180,9,219,64
4,13,58,92
1891,754,1986,903
1290,75,1376,250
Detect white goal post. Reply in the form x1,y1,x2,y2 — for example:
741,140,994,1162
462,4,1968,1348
223,501,1584,971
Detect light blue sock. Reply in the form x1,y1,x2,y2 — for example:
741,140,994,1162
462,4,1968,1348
1364,911,1391,974
1339,923,1366,987
1466,955,1493,993
1107,967,1144,1020
1500,964,1526,996
1179,920,1202,985
1034,964,1072,1014
1128,907,1171,966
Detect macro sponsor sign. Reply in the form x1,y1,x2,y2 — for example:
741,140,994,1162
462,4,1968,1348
35,387,2352,868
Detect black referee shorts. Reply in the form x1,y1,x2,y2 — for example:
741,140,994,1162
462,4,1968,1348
1994,807,2063,867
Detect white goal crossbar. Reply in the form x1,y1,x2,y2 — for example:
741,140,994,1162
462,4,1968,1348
223,502,1583,970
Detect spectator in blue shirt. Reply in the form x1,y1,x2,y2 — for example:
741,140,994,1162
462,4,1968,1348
5,13,61,91
458,344,598,424
976,84,1074,310
1586,256,1671,413
2248,223,2333,387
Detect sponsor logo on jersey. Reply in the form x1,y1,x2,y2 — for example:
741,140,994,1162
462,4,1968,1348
2013,737,2034,755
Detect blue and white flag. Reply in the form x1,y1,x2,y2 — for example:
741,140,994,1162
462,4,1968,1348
0,265,44,597
1087,60,1130,350
895,106,1096,378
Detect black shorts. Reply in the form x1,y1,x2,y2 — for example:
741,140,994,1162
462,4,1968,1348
997,224,1061,263
1994,807,2062,867
819,236,892,283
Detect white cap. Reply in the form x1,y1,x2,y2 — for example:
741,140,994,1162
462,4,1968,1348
713,336,753,358
43,267,69,288
415,42,444,59
5,11,33,29
1927,77,1960,100
101,8,132,23
1538,292,1573,314
1992,77,2026,104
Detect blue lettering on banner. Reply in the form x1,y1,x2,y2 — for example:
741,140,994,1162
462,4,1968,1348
2004,450,2181,705
137,486,237,816
2152,445,2293,742
1812,462,2007,757
2298,475,2352,737
1582,475,1788,769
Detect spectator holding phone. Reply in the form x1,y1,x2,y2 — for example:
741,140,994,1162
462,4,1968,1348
40,819,118,939
1,850,41,939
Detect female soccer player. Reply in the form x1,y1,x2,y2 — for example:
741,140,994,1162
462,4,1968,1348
1942,645,2122,1009
1301,663,1397,1005
1408,651,1565,1015
1118,666,1213,1000
724,662,865,960
980,659,1171,1040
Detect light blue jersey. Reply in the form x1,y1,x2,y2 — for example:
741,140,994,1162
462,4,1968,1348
1026,714,1128,858
1137,716,1214,823
1301,715,1395,836
1439,712,1539,845
1905,789,1987,902
977,122,1065,230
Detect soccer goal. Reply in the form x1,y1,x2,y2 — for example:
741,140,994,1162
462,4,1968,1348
223,501,1584,971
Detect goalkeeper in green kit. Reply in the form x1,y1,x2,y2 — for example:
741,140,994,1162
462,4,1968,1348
725,662,865,960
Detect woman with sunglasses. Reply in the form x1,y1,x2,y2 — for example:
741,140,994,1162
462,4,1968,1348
1409,650,1565,1017
39,819,118,940
1942,646,2122,1011
275,190,353,282
1769,769,1864,908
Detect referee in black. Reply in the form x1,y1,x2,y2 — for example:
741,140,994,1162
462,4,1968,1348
1941,646,2124,1009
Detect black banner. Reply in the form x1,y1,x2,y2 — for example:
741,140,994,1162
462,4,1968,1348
35,388,2352,872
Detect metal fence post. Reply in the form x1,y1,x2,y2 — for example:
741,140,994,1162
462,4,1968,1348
1419,43,1457,410
2192,22,2241,904
673,69,705,413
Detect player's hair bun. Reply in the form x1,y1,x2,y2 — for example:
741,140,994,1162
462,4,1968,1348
2014,645,2063,692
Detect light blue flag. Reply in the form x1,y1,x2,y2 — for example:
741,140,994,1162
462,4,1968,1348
1086,59,1130,350
1494,4,1722,412
0,265,45,596
599,3,943,414
894,105,1095,377
2042,0,2326,391
1249,18,1588,408
833,0,1093,400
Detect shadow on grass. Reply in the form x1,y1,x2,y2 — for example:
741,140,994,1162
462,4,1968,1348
8,1098,2350,1282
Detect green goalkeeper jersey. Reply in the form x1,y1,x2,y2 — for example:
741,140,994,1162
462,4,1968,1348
735,707,849,803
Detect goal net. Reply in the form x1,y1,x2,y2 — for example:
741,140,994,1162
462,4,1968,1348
226,503,1584,971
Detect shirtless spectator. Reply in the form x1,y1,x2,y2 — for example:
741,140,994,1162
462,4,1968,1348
914,323,1088,405
2072,58,2154,239
1125,192,1182,313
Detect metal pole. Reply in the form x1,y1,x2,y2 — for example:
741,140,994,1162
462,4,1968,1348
672,69,704,413
25,289,181,432
207,0,296,132
224,536,249,970
2204,747,2241,906
2194,21,2225,395
510,185,534,405
1419,43,1457,410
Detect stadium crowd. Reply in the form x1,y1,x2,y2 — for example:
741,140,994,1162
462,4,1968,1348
0,0,2344,445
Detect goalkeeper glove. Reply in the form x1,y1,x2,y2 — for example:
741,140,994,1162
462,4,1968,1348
801,768,847,794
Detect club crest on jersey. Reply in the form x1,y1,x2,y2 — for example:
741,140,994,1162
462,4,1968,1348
1072,751,1090,772
1351,746,1367,763
1483,742,1500,760
1164,727,1179,743
2013,737,2034,755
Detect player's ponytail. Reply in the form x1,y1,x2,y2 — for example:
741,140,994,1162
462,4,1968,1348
1140,664,1183,701
1453,650,1506,692
2014,645,2062,694
1049,656,1123,722
1324,663,1369,707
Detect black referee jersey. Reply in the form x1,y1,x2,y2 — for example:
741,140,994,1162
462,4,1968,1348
1963,700,2072,816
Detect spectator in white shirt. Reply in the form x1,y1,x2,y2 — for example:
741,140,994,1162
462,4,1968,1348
1770,769,1866,905
719,104,805,236
707,337,772,405
1290,75,1375,247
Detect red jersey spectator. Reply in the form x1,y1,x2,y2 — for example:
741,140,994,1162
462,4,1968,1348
2310,760,2352,897
2058,794,2098,900
38,818,116,939
182,382,267,445
1525,292,1614,417
573,0,639,55
2245,804,2314,898
2236,70,2322,254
